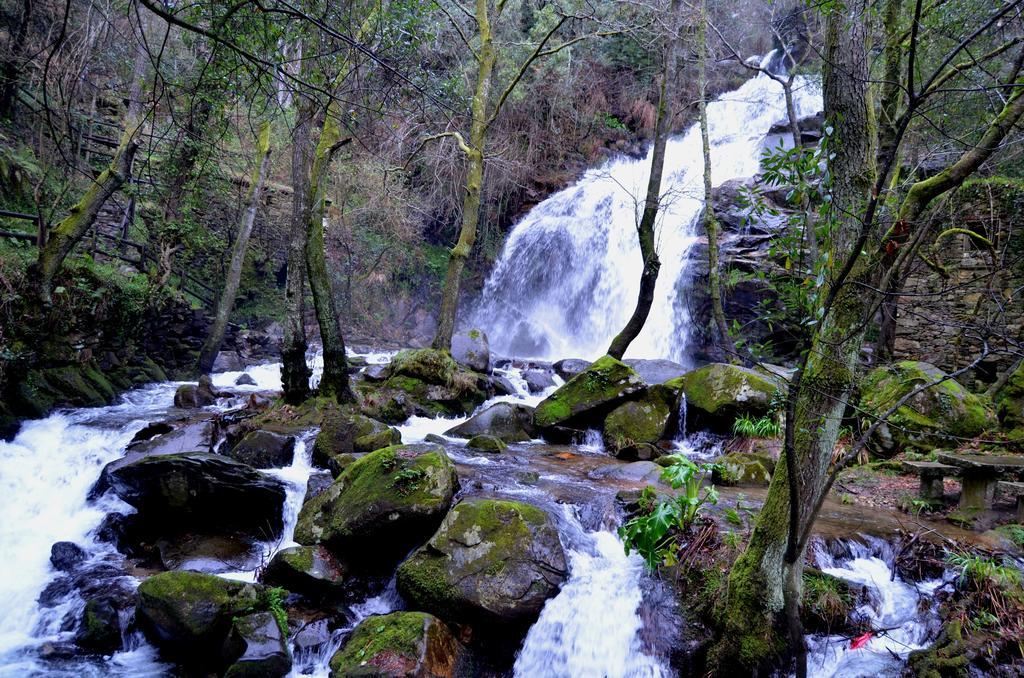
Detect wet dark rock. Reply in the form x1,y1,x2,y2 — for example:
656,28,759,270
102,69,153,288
156,534,261,573
489,374,518,396
295,443,458,566
262,545,351,600
50,541,87,572
228,430,296,469
445,402,536,443
173,374,219,408
615,442,662,461
129,422,173,444
329,611,464,678
74,596,123,655
305,470,334,501
523,369,556,394
311,409,400,472
235,373,257,386
451,328,491,373
553,358,590,381
222,612,292,677
106,452,286,538
467,434,508,453
397,498,567,636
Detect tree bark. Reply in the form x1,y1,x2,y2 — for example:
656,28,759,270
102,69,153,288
606,0,681,359
697,0,737,363
198,122,272,374
0,0,32,120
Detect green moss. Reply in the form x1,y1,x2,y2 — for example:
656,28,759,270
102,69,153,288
534,355,643,428
907,620,969,677
603,396,670,450
329,612,430,675
802,570,854,631
666,363,779,419
389,348,457,385
995,524,1024,548
467,434,507,453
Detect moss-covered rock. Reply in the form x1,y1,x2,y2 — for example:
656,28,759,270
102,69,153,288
906,620,969,677
859,361,997,457
228,430,296,469
467,435,507,453
602,392,671,453
357,362,490,423
311,408,401,471
995,360,1024,440
801,569,856,634
666,363,780,432
533,355,645,431
223,611,292,677
328,612,463,678
74,597,122,654
388,348,458,384
445,402,536,443
396,499,567,635
261,545,351,600
294,443,458,565
711,452,775,486
136,571,261,654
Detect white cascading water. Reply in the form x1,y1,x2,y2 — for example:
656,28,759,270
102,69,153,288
472,73,821,362
514,504,668,677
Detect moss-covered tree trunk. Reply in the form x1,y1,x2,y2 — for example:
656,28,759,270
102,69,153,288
432,0,495,352
606,0,682,359
282,95,314,404
696,0,737,363
710,6,876,674
198,122,272,374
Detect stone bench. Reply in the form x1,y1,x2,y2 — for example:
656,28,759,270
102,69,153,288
902,461,959,501
937,453,1024,511
998,481,1024,521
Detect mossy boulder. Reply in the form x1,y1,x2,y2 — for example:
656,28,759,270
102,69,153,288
859,361,997,457
311,409,401,471
228,430,296,469
451,328,491,373
445,402,535,443
602,391,672,453
666,363,780,432
801,569,857,634
328,612,463,678
995,360,1024,440
467,435,507,453
357,357,490,423
396,499,567,634
136,571,262,656
294,443,458,565
533,355,645,431
261,545,351,600
106,452,286,538
74,597,122,654
711,452,775,486
906,620,969,677
388,348,458,384
223,612,292,677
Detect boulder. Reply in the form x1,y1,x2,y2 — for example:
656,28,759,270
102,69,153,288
451,329,491,373
388,348,458,384
74,597,122,654
136,571,261,655
213,351,244,372
396,499,567,633
553,358,590,381
444,402,536,443
589,461,664,484
615,443,662,462
262,546,351,600
489,374,518,396
311,409,401,471
106,452,286,538
156,534,261,573
602,392,672,453
50,541,87,572
223,612,292,677
467,435,507,453
358,353,490,423
228,430,296,469
235,374,257,387
174,375,219,408
534,355,646,431
129,422,173,444
624,358,689,385
294,444,458,565
711,452,775,486
523,369,556,394
859,361,997,456
328,612,463,678
666,363,781,431
995,360,1024,440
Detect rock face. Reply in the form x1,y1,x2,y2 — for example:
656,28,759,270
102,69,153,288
533,355,645,430
107,452,286,537
445,402,536,443
451,328,491,373
667,363,780,431
136,571,260,655
602,390,672,453
396,499,567,633
329,612,463,678
228,430,296,469
294,444,458,564
712,452,775,486
311,409,401,472
262,545,350,600
859,361,997,456
223,612,292,677
995,360,1024,440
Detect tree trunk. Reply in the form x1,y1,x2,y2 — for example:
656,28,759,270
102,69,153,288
710,5,876,674
198,122,272,374
281,97,314,404
306,102,354,402
432,0,495,352
0,0,32,120
697,0,737,363
606,0,682,360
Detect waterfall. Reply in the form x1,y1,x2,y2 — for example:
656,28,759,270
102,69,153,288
472,74,821,362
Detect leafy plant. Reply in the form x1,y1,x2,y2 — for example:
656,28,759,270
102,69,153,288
391,467,426,495
724,506,744,526
732,414,781,438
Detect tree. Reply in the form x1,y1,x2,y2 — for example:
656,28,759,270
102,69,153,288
606,0,680,359
198,121,273,374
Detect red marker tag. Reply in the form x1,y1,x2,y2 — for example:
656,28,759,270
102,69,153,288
849,632,873,650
